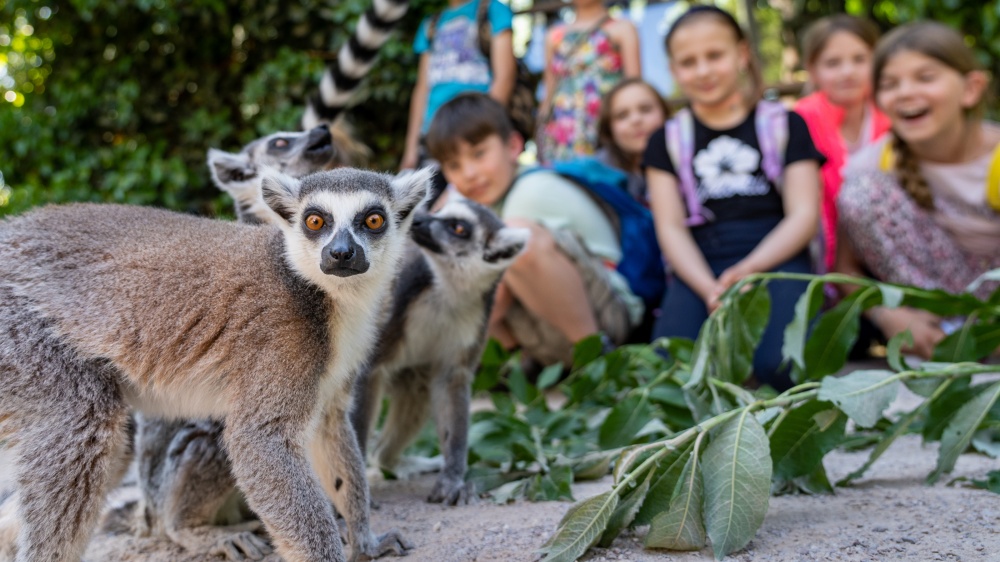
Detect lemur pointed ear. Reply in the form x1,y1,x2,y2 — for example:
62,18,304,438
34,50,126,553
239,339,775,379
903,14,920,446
390,166,434,223
259,166,302,223
207,148,256,192
484,226,530,265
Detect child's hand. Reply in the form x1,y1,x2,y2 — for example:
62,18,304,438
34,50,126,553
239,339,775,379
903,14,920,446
707,263,755,310
871,307,946,359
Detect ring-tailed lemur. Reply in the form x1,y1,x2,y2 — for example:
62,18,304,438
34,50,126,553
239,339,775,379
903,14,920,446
0,166,430,562
302,0,411,130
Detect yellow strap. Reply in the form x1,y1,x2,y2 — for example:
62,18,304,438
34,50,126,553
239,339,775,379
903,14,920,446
987,142,1000,211
879,141,895,172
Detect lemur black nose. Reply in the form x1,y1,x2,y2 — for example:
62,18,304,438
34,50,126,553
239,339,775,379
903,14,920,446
328,245,355,262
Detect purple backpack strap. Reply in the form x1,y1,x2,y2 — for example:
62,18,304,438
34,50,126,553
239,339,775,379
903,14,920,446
665,108,706,227
755,100,788,190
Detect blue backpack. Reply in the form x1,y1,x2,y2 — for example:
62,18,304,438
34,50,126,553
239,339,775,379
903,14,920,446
538,158,667,309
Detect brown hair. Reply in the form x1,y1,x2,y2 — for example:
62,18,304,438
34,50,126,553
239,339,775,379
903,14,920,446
597,78,670,170
425,93,515,163
664,5,763,103
873,22,985,209
801,15,880,68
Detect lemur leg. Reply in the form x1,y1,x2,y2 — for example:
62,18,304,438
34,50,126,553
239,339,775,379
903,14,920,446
427,361,475,506
309,388,412,562
155,419,272,561
349,367,384,461
374,368,433,478
224,394,345,562
13,367,131,562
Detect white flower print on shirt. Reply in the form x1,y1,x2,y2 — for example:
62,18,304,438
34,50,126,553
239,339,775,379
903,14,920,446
693,136,770,200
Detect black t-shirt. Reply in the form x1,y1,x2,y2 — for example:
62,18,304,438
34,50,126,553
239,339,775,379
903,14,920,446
642,106,824,225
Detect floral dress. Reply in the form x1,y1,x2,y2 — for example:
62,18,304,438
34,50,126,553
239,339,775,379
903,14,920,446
538,21,623,164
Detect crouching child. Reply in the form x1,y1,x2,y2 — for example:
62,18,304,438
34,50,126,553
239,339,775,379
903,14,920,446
425,92,645,366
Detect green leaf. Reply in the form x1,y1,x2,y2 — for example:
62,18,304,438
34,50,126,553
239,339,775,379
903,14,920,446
572,334,604,369
933,323,1000,363
878,284,904,309
507,362,538,405
966,268,1000,294
929,381,1000,484
717,282,771,385
569,451,615,481
538,491,619,562
783,278,826,375
801,288,876,380
598,393,652,449
968,470,1000,494
646,444,707,550
598,471,652,547
818,370,900,428
702,410,772,560
632,443,695,526
769,400,846,481
791,462,834,495
537,363,565,390
971,427,1000,459
886,330,914,372
686,317,716,389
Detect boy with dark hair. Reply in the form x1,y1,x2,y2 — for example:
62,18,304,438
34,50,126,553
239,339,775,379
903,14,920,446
426,92,643,365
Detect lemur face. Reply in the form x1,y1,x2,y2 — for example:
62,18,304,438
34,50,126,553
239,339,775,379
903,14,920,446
261,167,431,289
411,198,529,275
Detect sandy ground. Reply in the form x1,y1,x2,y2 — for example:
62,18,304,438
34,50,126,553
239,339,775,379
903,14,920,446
2,382,998,562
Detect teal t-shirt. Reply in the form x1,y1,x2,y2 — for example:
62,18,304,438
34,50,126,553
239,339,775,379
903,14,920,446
413,0,513,133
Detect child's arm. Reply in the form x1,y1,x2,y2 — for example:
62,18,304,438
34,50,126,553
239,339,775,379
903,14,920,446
713,159,820,293
647,168,717,305
612,19,641,78
538,28,558,131
401,52,431,171
488,29,515,106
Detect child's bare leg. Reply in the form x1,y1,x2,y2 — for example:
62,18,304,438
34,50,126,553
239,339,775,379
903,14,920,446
501,219,598,343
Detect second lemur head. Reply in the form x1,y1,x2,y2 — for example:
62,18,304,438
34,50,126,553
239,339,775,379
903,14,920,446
410,196,529,286
260,166,432,292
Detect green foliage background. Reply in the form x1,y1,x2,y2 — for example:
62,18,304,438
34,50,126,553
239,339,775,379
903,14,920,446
1,0,999,216
0,0,445,216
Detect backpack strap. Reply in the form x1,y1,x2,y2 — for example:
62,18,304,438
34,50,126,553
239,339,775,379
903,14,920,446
475,0,492,59
987,142,1000,211
426,12,442,45
664,108,707,227
755,100,788,190
879,139,895,172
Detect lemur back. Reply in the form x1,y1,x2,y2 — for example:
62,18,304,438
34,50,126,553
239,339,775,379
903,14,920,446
0,167,429,562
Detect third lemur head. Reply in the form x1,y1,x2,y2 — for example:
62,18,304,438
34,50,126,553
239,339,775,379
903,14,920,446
207,123,371,225
410,197,529,282
260,166,432,292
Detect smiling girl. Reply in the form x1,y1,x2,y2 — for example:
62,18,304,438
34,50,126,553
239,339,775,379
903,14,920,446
795,15,891,272
837,22,1000,359
643,6,823,390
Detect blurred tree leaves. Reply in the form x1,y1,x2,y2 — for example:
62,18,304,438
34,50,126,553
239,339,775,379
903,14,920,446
0,0,445,216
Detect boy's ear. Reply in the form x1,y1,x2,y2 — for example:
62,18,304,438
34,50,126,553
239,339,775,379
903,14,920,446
506,132,525,163
484,226,530,265
259,166,302,223
207,148,256,191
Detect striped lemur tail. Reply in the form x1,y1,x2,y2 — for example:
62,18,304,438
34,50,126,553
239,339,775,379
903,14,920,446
302,0,411,130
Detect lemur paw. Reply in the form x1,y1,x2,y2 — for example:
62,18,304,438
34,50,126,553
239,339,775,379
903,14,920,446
203,523,274,560
427,477,473,506
349,530,413,561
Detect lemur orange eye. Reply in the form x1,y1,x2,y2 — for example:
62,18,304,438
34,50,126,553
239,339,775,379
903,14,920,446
305,214,324,231
452,223,466,235
365,213,385,230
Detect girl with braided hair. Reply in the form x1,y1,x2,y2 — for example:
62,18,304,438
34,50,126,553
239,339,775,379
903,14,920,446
837,22,1000,359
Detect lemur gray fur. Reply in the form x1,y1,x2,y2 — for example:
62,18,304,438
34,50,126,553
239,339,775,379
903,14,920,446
123,141,528,558
0,166,430,562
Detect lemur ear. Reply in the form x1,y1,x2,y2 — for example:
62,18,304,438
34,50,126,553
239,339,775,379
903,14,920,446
259,166,302,223
390,166,434,223
484,227,530,265
207,148,257,192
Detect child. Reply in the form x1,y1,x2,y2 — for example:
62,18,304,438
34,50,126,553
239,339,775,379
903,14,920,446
643,6,823,390
536,0,640,164
795,15,891,273
425,92,644,366
596,77,671,204
836,22,1000,359
399,0,516,172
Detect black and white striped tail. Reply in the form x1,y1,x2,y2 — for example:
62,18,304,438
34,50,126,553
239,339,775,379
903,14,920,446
302,0,411,129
